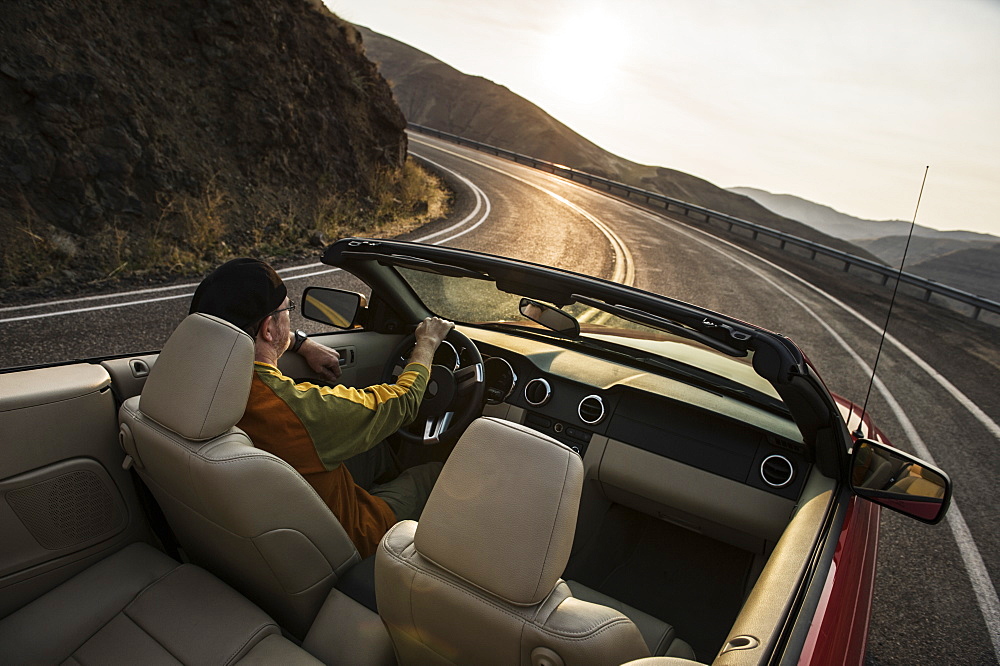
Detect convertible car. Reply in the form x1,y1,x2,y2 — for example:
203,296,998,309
0,237,950,665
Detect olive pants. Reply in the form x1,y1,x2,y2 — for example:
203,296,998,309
344,443,442,522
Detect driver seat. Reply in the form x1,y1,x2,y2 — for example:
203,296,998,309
375,417,671,665
117,313,362,639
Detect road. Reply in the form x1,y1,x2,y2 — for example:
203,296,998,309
2,133,997,664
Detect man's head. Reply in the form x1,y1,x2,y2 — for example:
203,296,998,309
190,258,289,344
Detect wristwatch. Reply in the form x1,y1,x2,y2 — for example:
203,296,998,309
291,329,308,353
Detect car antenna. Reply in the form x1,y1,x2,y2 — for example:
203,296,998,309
852,166,930,439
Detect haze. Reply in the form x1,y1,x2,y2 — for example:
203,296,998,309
327,0,1000,237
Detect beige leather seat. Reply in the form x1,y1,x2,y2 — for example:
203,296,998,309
0,542,321,664
376,417,692,665
118,313,362,639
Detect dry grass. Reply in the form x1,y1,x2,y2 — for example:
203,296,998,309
315,158,450,240
0,158,451,295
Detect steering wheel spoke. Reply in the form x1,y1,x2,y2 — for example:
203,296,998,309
454,363,484,394
421,412,455,445
382,328,485,446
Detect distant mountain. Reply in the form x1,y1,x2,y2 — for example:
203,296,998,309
854,236,999,268
729,187,1000,301
907,245,1000,302
728,187,996,243
356,26,883,263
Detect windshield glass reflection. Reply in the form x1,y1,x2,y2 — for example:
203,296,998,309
396,267,774,399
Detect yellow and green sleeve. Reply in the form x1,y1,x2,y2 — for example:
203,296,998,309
248,361,430,469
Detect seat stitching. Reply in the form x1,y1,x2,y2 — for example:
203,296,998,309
382,538,527,624
491,418,576,453
135,472,342,603
382,539,627,637
129,412,335,505
127,410,341,526
197,336,243,439
60,560,177,664
223,624,280,665
532,451,572,603
123,565,279,665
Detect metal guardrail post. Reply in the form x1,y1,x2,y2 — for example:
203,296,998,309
407,123,1000,323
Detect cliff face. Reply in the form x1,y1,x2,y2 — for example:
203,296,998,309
0,0,406,289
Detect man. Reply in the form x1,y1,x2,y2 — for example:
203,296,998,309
190,257,452,557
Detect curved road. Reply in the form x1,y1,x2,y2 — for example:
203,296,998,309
2,133,997,664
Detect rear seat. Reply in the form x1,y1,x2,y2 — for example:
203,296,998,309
0,542,321,664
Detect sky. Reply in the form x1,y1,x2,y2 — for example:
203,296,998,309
326,0,1000,236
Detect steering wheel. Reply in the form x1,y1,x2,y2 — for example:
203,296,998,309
381,328,485,446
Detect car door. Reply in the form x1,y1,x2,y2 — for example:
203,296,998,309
278,328,406,389
0,360,152,618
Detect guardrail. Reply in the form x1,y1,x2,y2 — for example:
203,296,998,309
409,123,1000,323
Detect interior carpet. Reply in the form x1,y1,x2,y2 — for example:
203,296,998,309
565,504,755,661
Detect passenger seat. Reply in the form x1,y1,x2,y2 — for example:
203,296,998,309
0,542,321,664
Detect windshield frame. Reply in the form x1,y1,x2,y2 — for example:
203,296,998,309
322,238,852,475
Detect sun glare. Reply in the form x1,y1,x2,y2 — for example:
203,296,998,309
539,6,629,107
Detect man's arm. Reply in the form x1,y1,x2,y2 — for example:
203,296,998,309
278,317,456,466
297,338,342,382
295,316,452,382
405,316,454,369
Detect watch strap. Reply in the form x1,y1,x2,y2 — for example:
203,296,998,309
292,330,307,352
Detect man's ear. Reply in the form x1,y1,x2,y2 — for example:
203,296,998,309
258,315,275,342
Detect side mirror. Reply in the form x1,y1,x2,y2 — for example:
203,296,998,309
850,439,951,525
519,298,580,337
302,287,366,329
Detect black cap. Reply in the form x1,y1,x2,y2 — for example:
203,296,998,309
189,258,287,333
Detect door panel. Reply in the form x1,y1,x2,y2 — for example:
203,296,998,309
101,354,157,403
279,330,405,388
0,363,150,618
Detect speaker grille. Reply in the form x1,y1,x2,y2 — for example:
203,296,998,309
7,470,122,549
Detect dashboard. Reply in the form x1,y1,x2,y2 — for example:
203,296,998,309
470,328,815,545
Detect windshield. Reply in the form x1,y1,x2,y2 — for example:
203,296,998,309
396,266,781,403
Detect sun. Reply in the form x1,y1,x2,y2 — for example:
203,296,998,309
538,6,629,107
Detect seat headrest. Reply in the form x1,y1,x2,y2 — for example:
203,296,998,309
414,417,584,605
139,313,254,440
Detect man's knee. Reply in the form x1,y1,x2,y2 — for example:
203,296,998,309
372,461,443,522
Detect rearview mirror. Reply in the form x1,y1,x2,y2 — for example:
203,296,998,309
302,287,365,329
850,439,951,524
519,298,580,337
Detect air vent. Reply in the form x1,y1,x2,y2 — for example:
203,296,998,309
577,395,605,425
524,378,552,406
760,455,794,488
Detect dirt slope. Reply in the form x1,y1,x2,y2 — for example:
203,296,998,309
1,0,406,291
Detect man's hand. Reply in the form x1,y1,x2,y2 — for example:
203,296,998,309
297,337,342,382
408,316,455,368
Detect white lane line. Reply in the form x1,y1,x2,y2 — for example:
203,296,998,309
638,208,1000,658
407,152,493,245
0,262,334,314
411,137,634,286
0,158,492,325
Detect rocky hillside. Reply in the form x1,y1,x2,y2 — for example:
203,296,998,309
0,0,411,292
357,26,882,263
